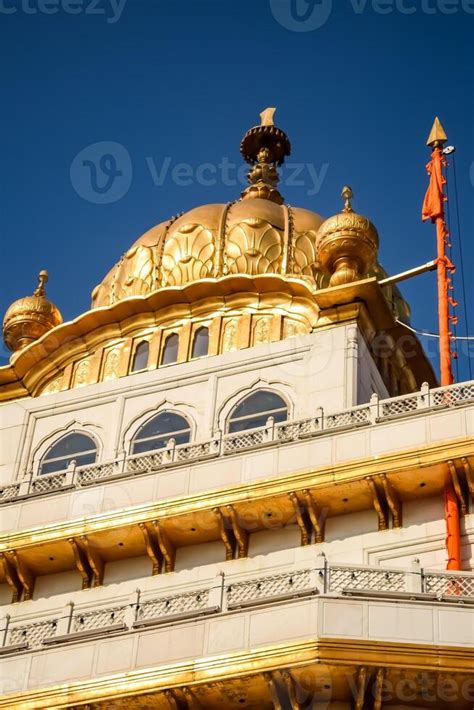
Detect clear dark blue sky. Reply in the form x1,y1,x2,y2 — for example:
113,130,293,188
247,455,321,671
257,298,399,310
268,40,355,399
1,0,473,378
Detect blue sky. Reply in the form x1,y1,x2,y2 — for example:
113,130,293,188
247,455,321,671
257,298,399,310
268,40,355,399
1,0,472,378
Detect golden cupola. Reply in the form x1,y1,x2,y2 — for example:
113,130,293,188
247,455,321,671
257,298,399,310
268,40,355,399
316,186,379,287
91,109,325,309
3,270,63,352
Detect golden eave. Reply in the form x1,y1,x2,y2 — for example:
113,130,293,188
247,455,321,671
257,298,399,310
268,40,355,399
0,275,319,401
1,638,473,709
0,276,436,403
0,437,472,592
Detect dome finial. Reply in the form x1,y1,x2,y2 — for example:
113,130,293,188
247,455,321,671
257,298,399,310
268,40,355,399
34,269,49,297
259,107,276,126
342,186,354,213
240,108,291,204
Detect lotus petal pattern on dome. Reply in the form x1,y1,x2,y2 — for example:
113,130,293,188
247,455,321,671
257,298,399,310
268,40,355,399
91,200,325,309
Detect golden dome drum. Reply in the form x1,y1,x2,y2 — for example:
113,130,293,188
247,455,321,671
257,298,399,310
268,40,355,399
316,186,379,287
3,271,63,352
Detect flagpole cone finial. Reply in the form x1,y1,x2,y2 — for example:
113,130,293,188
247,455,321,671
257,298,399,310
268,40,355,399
427,117,448,148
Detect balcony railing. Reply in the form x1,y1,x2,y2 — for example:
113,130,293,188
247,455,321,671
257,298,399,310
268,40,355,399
1,380,473,504
1,561,473,656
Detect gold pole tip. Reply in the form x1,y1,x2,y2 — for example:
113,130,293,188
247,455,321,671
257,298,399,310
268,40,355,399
427,116,448,147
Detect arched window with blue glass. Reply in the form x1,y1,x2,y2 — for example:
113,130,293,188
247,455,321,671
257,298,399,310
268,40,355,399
161,333,179,366
39,432,98,475
227,391,288,433
191,326,209,359
130,411,191,454
131,340,150,373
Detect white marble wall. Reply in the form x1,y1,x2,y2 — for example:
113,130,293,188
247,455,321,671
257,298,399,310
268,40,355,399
0,324,383,485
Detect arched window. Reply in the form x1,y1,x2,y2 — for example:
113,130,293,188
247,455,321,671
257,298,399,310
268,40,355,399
39,433,97,476
131,341,150,373
191,326,209,359
161,333,179,366
131,412,191,454
227,391,288,433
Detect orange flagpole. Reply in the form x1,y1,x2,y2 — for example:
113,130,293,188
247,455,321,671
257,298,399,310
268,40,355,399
422,117,461,570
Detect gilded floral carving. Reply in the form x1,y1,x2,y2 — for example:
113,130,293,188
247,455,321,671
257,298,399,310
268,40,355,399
225,220,283,275
73,359,90,388
103,348,121,380
254,318,270,344
222,320,238,352
161,223,215,286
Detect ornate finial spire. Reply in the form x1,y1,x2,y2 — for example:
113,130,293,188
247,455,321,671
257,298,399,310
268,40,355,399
33,270,49,297
240,108,291,204
426,117,448,148
341,186,354,213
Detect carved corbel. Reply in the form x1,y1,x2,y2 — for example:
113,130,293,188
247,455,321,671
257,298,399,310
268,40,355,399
181,686,201,709
68,537,93,589
7,551,35,601
263,671,282,710
302,489,326,543
288,492,311,546
462,457,474,503
213,507,236,561
354,666,368,710
379,474,402,528
0,552,22,603
152,520,175,572
139,522,163,575
366,477,388,531
226,505,248,558
373,668,385,710
80,536,104,586
164,689,182,710
448,460,467,516
280,671,302,710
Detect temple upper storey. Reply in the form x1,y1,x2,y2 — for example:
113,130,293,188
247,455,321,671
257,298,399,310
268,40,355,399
0,110,435,402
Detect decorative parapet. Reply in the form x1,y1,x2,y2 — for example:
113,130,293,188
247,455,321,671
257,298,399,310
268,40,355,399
1,380,473,504
1,562,473,657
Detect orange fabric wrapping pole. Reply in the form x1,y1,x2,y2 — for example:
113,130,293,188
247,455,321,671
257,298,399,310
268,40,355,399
444,482,461,570
422,132,461,570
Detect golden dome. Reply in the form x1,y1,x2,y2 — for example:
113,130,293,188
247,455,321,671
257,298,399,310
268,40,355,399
91,200,325,308
3,271,63,352
316,187,379,287
92,109,326,309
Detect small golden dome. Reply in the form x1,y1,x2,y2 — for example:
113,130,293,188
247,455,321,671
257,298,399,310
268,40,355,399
316,186,379,287
3,271,63,352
